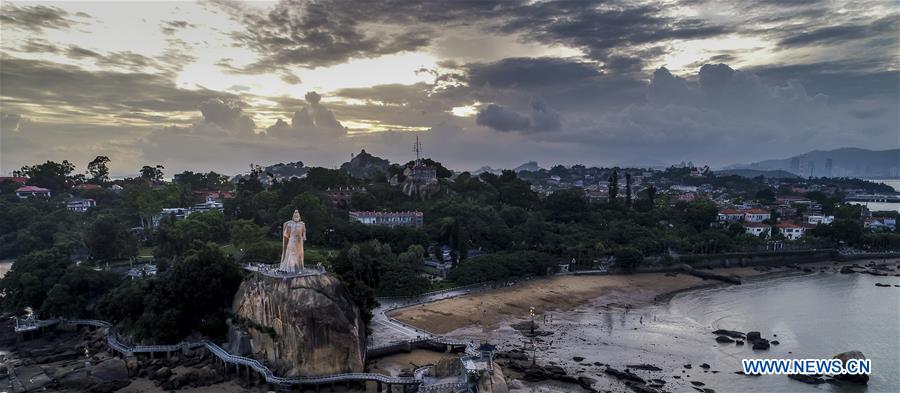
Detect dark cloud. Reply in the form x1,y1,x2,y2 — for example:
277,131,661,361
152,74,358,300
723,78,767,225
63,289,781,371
0,55,235,118
476,98,562,133
0,4,87,32
476,104,531,132
216,0,433,71
467,57,601,89
778,17,898,48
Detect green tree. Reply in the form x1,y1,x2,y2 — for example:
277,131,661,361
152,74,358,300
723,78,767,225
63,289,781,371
86,156,111,184
16,160,77,193
230,219,268,248
85,214,137,262
614,247,644,273
140,165,165,182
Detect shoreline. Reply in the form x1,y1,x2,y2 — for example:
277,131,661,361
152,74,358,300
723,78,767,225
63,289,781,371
388,260,866,336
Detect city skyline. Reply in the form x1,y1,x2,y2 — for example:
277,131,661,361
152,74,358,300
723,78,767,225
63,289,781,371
1,0,898,176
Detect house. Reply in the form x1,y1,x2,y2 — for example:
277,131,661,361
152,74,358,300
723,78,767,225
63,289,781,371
151,208,192,227
743,208,771,223
324,187,364,207
776,195,812,205
864,217,897,231
718,208,771,223
0,176,27,185
744,222,770,237
66,197,96,212
349,211,424,227
807,215,835,225
15,186,51,199
776,222,805,240
717,209,745,222
109,184,124,193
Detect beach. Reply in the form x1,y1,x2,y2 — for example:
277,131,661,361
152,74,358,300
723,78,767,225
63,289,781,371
386,259,900,393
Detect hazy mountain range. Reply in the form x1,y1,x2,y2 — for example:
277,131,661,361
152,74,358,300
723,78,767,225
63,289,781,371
724,148,899,178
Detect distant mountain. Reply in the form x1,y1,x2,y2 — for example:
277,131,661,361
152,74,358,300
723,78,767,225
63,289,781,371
340,149,391,179
472,166,502,176
232,161,308,184
514,161,541,172
725,148,900,178
715,169,801,179
615,158,668,169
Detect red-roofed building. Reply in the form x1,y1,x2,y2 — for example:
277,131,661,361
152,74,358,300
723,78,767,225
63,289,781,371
717,209,745,222
0,176,27,185
349,211,423,227
776,222,805,240
743,208,771,223
15,186,51,199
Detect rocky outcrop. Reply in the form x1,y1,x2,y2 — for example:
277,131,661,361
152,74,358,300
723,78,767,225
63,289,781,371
232,273,366,377
832,351,869,385
477,366,509,393
340,149,390,179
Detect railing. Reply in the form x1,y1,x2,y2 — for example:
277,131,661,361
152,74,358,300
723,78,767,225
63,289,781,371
242,263,326,279
22,318,421,387
418,382,468,392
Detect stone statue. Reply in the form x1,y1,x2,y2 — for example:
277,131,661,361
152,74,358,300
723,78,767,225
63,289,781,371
279,210,306,272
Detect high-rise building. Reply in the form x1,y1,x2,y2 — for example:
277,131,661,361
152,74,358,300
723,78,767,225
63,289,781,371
825,158,833,177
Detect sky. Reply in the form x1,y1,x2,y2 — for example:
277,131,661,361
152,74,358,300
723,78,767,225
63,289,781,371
0,0,898,177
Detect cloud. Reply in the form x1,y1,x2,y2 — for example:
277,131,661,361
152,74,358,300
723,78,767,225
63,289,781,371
476,98,561,133
0,3,88,33
198,98,256,135
265,91,347,141
1,113,22,132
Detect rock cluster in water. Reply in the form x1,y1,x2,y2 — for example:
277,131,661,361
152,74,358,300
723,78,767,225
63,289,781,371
231,273,366,377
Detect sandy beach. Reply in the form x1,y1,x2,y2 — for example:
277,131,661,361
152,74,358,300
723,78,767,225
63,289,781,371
385,259,898,392
389,265,774,335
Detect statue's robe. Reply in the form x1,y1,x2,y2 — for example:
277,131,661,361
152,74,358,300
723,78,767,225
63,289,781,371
279,220,306,272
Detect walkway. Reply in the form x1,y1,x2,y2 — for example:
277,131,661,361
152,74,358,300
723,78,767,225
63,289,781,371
242,263,325,279
13,318,421,389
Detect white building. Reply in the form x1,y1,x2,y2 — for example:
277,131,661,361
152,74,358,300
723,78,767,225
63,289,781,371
776,223,805,240
744,222,770,237
807,215,834,225
743,208,771,223
66,197,96,212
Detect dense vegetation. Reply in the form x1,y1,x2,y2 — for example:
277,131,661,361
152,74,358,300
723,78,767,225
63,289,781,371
1,156,898,342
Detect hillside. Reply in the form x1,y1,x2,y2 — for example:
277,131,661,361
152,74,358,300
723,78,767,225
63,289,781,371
725,148,899,178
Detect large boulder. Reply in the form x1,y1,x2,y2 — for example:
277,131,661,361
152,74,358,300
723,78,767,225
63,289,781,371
477,367,509,393
232,273,366,377
832,351,869,385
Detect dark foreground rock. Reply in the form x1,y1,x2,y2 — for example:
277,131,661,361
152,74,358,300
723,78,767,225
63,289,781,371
832,351,870,385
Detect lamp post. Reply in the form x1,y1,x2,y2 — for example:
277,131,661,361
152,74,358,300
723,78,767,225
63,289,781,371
529,306,536,365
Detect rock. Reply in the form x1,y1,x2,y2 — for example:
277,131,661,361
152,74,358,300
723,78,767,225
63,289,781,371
154,366,172,380
700,363,710,369
752,339,770,350
429,357,462,378
691,380,705,386
735,340,744,346
508,379,525,389
232,273,365,377
604,367,645,384
771,340,780,345
92,358,129,382
572,356,585,362
832,351,870,385
547,365,567,376
746,331,761,342
715,335,734,343
578,376,597,389
874,283,890,287
523,366,547,382
712,329,744,339
788,374,825,384
627,364,663,371
683,364,692,369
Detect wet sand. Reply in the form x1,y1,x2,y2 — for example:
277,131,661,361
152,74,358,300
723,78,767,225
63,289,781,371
389,266,768,335
387,259,892,392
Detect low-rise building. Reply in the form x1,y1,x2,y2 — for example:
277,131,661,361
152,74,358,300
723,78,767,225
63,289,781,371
807,215,835,225
743,208,771,223
349,211,424,227
66,197,96,212
15,186,51,199
776,222,805,240
744,222,770,237
74,183,102,191
717,209,745,222
0,176,27,185
864,217,897,231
